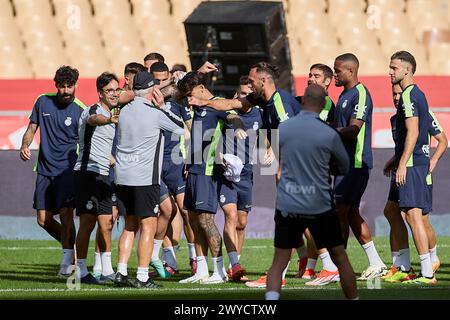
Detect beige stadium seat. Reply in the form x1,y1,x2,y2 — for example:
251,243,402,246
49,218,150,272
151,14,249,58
171,0,202,24
13,0,53,29
131,0,171,22
91,0,131,26
407,0,443,22
0,15,22,43
0,59,33,78
293,11,332,38
0,0,14,17
412,11,449,42
328,0,366,25
290,41,310,76
69,51,110,78
429,43,450,75
367,0,405,13
53,0,94,31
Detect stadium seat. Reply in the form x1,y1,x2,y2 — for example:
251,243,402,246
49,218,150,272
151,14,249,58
328,0,367,26
429,43,450,75
367,0,406,13
131,0,171,25
13,0,53,23
407,0,443,22
0,0,14,17
411,11,449,42
91,0,131,26
171,0,202,24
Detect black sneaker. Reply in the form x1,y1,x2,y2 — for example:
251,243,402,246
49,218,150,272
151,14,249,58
134,277,162,289
80,273,100,284
114,272,133,287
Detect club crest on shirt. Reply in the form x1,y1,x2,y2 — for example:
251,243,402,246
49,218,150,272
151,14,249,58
422,144,430,157
200,109,207,117
342,100,348,109
252,122,259,131
220,195,226,203
153,204,159,214
86,201,93,210
64,117,72,126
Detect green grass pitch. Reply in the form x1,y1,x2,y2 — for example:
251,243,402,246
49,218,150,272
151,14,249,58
0,237,449,300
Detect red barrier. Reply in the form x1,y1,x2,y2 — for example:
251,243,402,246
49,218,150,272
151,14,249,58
1,76,450,111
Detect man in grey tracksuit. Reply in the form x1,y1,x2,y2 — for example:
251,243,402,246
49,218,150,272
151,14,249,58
113,71,185,289
264,84,358,300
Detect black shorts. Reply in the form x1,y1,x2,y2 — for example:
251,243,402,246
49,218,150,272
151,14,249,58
33,172,75,214
111,182,126,216
75,171,113,216
115,184,160,217
334,168,370,207
274,209,344,250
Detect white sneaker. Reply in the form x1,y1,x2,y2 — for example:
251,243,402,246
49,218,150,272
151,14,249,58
57,264,74,277
179,273,209,284
357,265,388,280
200,273,228,284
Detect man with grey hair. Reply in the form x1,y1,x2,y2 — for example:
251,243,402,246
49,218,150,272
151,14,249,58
113,71,185,288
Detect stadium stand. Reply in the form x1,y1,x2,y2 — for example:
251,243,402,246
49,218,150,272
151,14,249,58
0,0,449,78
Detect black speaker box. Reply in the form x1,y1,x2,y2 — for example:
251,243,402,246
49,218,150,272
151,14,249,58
184,1,294,97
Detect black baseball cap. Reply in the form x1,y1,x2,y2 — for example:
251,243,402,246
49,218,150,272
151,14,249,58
132,71,160,90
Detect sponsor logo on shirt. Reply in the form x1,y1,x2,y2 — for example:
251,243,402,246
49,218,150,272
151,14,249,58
354,104,367,115
42,112,51,117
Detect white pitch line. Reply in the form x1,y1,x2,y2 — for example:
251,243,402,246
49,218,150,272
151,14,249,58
0,286,448,293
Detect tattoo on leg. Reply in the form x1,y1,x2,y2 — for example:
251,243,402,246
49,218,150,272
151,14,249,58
199,213,222,257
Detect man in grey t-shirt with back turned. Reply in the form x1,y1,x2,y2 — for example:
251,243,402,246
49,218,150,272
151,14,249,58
113,71,185,289
265,84,358,300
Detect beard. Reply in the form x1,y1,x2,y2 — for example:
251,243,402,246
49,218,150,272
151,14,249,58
57,93,75,106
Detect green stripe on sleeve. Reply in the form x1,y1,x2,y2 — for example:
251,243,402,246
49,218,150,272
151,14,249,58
402,86,414,118
319,96,332,121
429,110,443,132
273,92,288,122
205,119,225,176
355,84,367,120
354,123,365,168
426,173,433,185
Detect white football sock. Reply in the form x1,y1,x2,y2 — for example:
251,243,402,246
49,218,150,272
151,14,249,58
93,252,102,274
196,256,209,276
398,248,411,272
419,253,433,278
362,241,385,267
117,263,128,276
429,246,438,264
151,239,163,261
319,252,338,272
76,259,88,278
163,247,178,270
391,251,400,267
100,252,114,276
137,267,149,282
188,243,196,260
228,251,239,267
212,256,225,276
306,258,317,270
265,291,280,300
62,249,74,266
